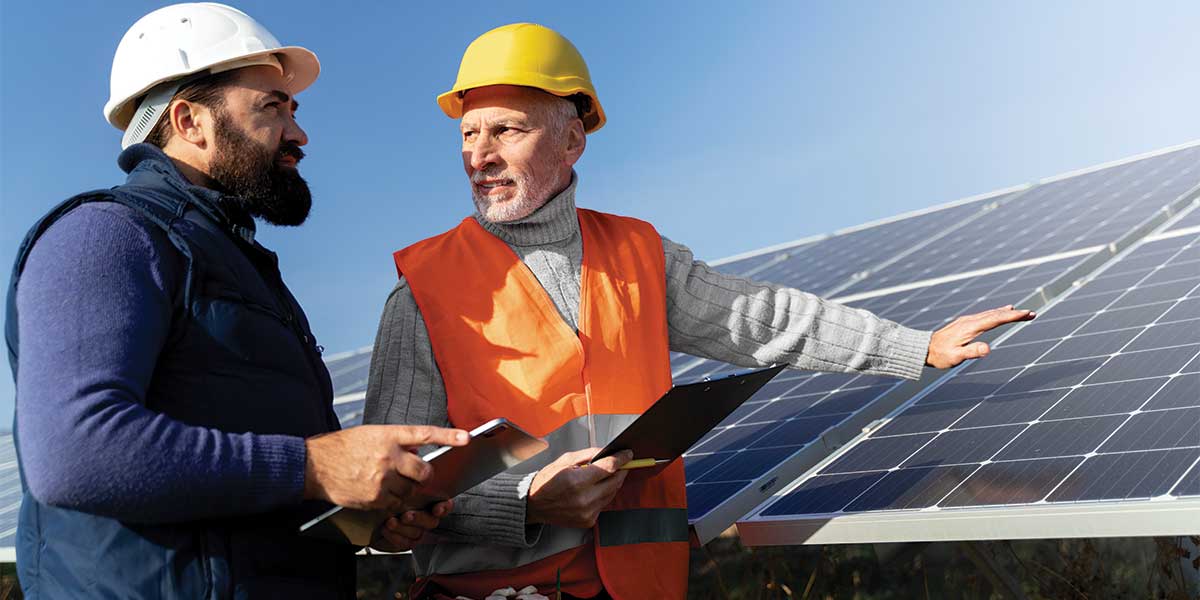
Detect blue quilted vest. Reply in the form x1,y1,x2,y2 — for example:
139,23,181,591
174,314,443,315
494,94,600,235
5,145,355,598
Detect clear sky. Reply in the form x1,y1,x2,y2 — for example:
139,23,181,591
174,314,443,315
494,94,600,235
2,1,1199,428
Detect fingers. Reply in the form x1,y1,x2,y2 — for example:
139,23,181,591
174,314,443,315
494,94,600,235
961,341,990,360
397,509,441,531
583,451,633,483
596,468,629,498
380,509,443,548
966,306,1036,334
379,516,424,550
390,450,434,484
392,425,468,448
430,499,453,518
557,447,603,467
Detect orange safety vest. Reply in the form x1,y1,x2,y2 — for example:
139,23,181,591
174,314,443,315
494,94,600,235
394,209,689,600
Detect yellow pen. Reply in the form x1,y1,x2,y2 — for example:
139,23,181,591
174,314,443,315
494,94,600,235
619,458,661,470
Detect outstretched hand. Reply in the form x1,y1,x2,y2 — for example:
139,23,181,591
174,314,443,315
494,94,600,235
926,305,1036,369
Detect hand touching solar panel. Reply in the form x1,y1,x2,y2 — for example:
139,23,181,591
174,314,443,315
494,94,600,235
925,305,1037,369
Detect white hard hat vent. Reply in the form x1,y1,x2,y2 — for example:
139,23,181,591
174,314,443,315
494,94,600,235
243,36,267,53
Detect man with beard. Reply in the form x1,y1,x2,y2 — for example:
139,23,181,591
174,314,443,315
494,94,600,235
365,23,1036,599
5,4,465,598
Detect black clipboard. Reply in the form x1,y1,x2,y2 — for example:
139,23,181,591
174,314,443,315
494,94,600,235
591,364,787,467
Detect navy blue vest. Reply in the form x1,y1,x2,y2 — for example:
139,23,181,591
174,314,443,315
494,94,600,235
5,146,355,598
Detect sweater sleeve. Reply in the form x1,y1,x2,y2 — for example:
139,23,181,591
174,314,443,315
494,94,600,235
662,236,932,380
364,279,542,548
14,203,307,523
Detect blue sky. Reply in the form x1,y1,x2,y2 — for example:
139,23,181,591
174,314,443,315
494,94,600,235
3,1,1200,427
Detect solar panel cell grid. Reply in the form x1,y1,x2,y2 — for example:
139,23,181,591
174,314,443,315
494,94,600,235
754,232,1200,520
838,146,1200,295
745,199,993,297
679,252,1093,530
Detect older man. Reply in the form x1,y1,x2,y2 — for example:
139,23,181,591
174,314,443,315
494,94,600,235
6,4,465,598
365,23,1033,600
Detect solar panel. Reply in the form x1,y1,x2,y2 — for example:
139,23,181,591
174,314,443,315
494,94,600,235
737,226,1200,546
682,254,1092,541
0,434,18,561
838,144,1200,296
708,237,824,278
324,347,372,399
734,191,1009,298
676,146,1200,542
1165,198,1200,232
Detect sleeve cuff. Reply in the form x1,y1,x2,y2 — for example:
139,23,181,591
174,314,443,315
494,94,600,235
488,472,543,548
879,325,933,381
443,471,544,548
248,434,309,506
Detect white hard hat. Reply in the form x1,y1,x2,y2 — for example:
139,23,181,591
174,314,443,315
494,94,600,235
104,2,319,148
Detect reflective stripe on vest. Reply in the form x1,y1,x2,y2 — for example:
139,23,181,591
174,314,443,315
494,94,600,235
598,508,689,547
395,210,689,600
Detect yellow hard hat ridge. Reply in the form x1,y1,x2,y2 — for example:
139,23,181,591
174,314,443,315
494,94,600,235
438,23,606,133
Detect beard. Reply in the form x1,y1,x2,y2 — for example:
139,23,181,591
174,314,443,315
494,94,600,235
208,114,312,226
470,167,564,223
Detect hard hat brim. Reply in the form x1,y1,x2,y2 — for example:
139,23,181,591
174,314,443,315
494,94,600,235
104,45,320,131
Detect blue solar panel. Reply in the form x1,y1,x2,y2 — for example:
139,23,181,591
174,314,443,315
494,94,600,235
838,145,1200,295
743,195,1002,297
741,230,1200,543
681,255,1085,538
0,435,19,555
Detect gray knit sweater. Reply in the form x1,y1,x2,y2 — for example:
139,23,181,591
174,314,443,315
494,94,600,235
364,175,932,547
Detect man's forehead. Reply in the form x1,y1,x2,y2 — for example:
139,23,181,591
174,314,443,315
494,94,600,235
461,85,552,117
228,65,296,98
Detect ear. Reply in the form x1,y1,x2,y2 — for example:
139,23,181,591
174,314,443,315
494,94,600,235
169,99,212,149
563,118,586,167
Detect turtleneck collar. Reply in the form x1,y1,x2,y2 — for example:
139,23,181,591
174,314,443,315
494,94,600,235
474,172,580,247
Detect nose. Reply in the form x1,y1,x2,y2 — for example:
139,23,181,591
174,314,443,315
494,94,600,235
284,113,308,147
467,132,497,172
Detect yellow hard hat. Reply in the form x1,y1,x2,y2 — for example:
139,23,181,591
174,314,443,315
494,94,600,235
438,23,606,133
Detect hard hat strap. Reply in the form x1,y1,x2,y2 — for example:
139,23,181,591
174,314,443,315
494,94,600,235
121,80,184,150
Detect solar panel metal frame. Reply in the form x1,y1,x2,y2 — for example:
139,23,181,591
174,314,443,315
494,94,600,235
736,208,1200,547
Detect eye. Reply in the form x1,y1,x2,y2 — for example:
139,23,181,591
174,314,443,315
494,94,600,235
463,130,478,142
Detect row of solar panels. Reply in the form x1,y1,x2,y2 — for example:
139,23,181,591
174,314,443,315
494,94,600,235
322,141,1200,546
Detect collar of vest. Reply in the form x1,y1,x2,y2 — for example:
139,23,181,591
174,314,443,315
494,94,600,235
473,171,580,247
118,143,258,245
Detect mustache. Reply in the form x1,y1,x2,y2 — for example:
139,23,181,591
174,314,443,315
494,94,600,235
278,143,305,164
471,169,515,183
